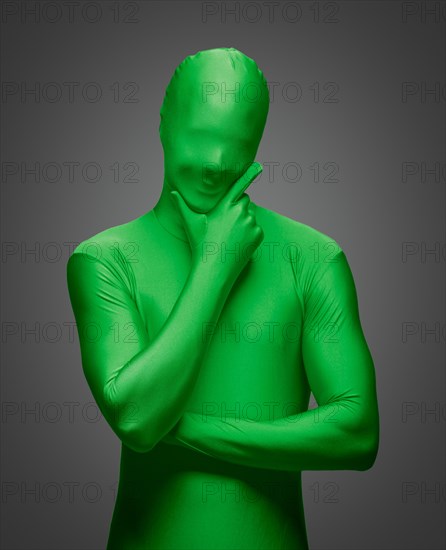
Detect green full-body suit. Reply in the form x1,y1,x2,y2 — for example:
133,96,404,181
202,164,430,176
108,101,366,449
67,48,379,550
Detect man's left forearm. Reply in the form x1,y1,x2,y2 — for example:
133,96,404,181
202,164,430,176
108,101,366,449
163,402,379,472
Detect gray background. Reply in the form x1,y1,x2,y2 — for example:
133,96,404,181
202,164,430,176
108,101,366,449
1,1,445,549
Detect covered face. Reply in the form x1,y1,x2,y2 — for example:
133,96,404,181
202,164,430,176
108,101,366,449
159,47,270,213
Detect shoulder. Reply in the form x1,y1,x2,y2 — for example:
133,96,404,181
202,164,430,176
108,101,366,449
252,204,355,309
252,202,344,262
68,215,144,265
67,216,144,296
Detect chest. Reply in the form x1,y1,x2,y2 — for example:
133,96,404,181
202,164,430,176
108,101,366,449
132,243,309,417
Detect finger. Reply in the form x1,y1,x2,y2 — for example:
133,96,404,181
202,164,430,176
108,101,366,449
238,193,251,207
226,162,263,205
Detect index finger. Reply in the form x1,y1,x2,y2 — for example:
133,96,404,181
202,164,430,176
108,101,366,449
226,162,263,204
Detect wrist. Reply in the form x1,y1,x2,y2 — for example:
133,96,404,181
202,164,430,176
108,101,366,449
190,256,240,296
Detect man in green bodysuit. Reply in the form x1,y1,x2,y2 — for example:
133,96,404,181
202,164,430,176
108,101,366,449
67,48,379,550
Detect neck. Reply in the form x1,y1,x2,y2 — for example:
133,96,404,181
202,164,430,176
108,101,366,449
153,178,189,242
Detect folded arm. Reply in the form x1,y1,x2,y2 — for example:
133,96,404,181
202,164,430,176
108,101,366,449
162,249,380,472
67,243,235,453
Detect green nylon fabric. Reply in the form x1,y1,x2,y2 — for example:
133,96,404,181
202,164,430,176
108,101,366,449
67,48,379,550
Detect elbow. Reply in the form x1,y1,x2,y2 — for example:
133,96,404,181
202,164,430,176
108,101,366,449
120,425,155,454
350,422,379,471
114,411,158,454
354,433,379,471
336,397,379,471
103,383,155,454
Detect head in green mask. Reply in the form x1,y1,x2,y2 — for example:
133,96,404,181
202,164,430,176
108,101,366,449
159,47,269,214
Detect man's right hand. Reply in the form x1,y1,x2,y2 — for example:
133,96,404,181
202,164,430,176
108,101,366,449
169,162,265,283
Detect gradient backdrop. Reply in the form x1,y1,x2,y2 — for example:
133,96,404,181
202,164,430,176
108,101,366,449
1,1,445,549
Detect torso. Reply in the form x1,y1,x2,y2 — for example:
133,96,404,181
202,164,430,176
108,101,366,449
87,204,338,549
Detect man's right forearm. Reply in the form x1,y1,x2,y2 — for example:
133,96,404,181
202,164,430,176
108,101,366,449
104,258,235,453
